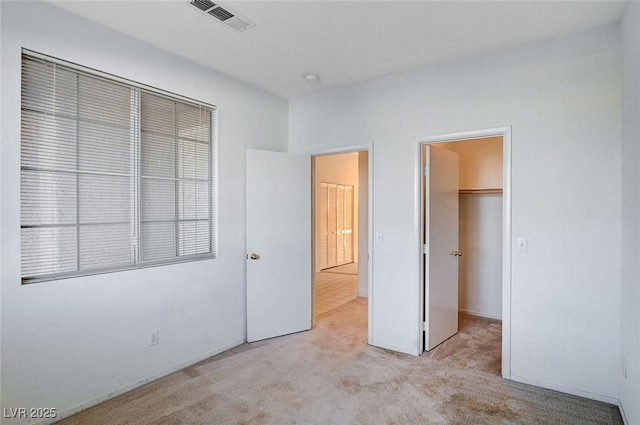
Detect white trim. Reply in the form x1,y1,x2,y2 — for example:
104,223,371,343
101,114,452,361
310,143,374,345
46,338,245,425
502,127,513,380
459,308,502,321
415,142,425,356
416,126,512,380
618,399,629,425
309,143,372,156
416,127,511,145
510,374,621,406
311,158,317,328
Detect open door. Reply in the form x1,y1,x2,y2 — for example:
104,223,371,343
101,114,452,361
246,149,312,342
424,145,460,351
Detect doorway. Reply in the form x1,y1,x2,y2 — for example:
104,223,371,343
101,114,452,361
419,127,512,379
312,151,370,326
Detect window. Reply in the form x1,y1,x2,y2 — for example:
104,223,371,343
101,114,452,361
20,52,217,283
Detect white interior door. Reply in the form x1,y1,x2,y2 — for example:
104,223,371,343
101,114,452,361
246,149,311,342
425,145,460,351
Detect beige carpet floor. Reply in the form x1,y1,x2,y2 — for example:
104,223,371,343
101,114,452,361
58,299,623,425
425,314,503,376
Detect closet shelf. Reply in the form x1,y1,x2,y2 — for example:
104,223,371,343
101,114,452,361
459,188,503,195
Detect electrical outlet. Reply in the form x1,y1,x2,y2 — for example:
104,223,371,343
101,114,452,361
149,330,159,346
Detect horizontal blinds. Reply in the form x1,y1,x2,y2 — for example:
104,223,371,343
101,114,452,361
20,53,216,283
139,92,213,262
21,56,134,279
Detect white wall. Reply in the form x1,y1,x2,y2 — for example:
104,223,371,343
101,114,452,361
0,2,288,423
620,2,640,423
290,26,622,401
314,154,359,272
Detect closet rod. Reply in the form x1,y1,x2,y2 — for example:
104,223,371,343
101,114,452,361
458,188,503,195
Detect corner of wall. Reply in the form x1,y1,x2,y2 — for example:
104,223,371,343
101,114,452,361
620,2,640,424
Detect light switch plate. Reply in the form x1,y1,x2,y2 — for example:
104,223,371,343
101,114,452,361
517,238,527,252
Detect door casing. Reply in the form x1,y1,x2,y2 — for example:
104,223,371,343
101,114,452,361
417,127,512,379
310,144,374,345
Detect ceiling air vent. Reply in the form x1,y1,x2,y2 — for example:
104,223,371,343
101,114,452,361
188,1,255,32
225,17,253,31
191,0,215,12
208,6,234,21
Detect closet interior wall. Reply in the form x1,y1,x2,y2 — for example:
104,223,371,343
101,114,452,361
437,137,503,320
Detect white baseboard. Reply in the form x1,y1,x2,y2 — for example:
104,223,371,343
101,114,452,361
510,374,620,405
618,399,629,425
459,308,501,320
46,338,245,425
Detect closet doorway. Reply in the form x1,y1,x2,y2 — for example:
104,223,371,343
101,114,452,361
419,128,512,379
313,151,369,325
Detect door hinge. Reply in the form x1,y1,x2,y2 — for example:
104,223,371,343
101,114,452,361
422,321,427,331
423,166,429,177
422,243,428,254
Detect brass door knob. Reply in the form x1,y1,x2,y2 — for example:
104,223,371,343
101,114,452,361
250,253,260,260
450,251,463,257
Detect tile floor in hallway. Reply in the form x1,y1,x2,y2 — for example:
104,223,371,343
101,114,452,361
315,268,358,316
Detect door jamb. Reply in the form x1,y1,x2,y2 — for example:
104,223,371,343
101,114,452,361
416,127,512,379
310,143,374,345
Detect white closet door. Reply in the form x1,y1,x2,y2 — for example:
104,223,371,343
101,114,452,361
336,184,345,264
344,186,354,263
320,182,355,270
319,183,329,270
327,184,337,267
425,145,460,350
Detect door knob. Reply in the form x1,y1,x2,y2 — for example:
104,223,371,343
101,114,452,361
250,253,260,260
450,250,463,257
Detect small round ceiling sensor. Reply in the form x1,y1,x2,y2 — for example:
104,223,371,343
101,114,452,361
303,72,320,83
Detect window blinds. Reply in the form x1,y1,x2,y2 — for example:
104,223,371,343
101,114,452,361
20,53,216,283
139,93,213,262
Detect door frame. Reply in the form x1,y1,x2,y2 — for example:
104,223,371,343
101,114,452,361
310,143,374,344
417,127,512,379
